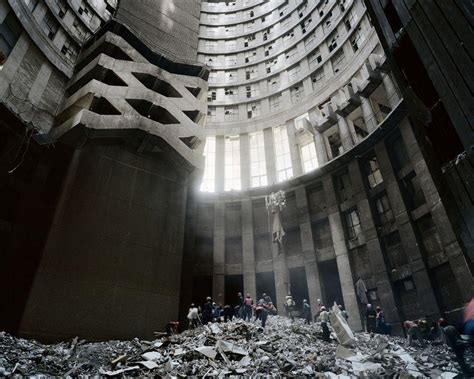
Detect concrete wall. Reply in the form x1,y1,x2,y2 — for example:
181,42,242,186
19,142,190,341
116,0,202,64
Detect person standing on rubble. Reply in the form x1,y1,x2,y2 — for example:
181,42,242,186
203,297,213,324
302,299,311,324
243,294,254,321
464,297,474,336
223,304,234,322
263,293,272,304
237,292,245,318
255,299,265,321
187,303,200,329
319,306,331,342
438,318,471,373
338,305,349,322
365,304,376,333
403,320,425,347
285,294,295,321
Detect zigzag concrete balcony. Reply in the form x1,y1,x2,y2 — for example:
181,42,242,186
352,61,383,97
334,85,361,117
51,27,209,170
313,103,338,133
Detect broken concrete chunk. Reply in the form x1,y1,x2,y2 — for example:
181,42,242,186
99,366,139,376
139,360,159,370
215,340,247,355
141,351,162,361
195,346,218,359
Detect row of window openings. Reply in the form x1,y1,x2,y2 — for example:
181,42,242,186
204,0,354,42
202,22,364,74
201,129,320,192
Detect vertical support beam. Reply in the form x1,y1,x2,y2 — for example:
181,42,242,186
382,72,401,109
241,198,256,297
263,127,277,185
337,115,354,152
213,201,225,306
215,136,225,192
314,131,328,165
348,160,401,331
399,119,474,299
286,120,303,177
240,133,250,190
295,185,323,316
272,238,290,310
374,140,440,317
323,176,363,331
360,96,377,132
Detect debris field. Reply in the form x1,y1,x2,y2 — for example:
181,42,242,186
0,316,463,377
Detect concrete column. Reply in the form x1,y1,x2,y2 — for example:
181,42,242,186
0,33,29,98
360,96,377,133
0,1,9,23
241,198,256,297
314,131,328,165
374,141,440,317
215,136,225,192
400,119,474,300
272,236,290,309
240,133,250,190
348,160,401,331
382,72,401,109
263,127,277,185
28,63,52,106
337,115,354,152
323,176,363,331
286,120,303,177
295,186,323,316
213,201,225,306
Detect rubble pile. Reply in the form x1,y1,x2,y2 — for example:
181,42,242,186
0,317,462,377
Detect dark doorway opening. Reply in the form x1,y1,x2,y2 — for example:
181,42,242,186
256,271,277,308
225,274,243,307
191,275,212,308
319,259,344,308
289,266,309,313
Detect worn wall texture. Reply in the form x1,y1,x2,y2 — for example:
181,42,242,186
19,143,190,341
115,0,202,63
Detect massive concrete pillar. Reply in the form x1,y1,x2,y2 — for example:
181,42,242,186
213,201,225,306
286,120,303,177
263,127,277,185
382,72,401,109
215,136,225,192
240,133,251,190
295,186,323,316
360,96,378,133
374,141,440,317
337,115,354,152
241,198,256,297
399,119,474,299
323,176,363,331
348,160,401,332
314,131,328,165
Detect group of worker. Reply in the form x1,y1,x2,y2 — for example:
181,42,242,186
365,304,391,335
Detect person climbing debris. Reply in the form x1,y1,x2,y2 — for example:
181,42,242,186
285,294,295,321
302,299,311,324
244,294,253,321
319,306,330,342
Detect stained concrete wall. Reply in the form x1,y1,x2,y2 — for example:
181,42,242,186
115,0,202,64
19,142,190,341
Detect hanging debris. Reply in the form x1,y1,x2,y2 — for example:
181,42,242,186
0,316,467,376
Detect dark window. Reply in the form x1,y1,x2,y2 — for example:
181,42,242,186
345,209,362,240
401,172,426,210
375,194,394,225
0,11,22,63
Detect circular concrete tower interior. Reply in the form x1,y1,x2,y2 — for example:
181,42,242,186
0,0,472,345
